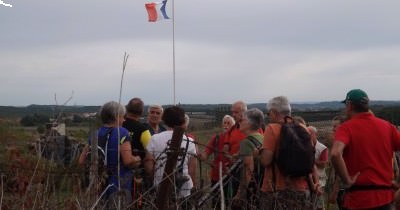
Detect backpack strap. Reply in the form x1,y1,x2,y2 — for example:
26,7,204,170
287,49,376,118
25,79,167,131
247,135,264,189
272,124,281,192
247,135,262,149
177,134,190,173
283,116,294,124
98,128,113,166
213,134,220,157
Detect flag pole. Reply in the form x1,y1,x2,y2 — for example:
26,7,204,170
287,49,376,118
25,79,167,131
172,0,176,105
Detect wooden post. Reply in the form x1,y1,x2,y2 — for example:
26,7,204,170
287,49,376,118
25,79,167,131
156,126,185,210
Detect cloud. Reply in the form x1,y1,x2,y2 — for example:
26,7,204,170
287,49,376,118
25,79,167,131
0,0,399,105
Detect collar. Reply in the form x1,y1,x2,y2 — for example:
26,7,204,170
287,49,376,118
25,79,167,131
125,115,140,121
350,112,373,119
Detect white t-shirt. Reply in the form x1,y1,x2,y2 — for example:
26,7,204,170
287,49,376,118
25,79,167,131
315,141,328,186
147,130,197,198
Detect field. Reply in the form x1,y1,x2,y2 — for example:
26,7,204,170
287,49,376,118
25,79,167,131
0,114,391,210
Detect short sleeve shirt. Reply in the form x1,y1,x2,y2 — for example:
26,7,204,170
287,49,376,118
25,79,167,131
226,125,263,156
226,125,246,155
123,118,151,160
239,133,263,157
96,126,133,195
261,123,308,192
335,112,400,209
147,130,197,198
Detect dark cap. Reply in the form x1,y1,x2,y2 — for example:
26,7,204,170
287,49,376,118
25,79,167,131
341,89,369,104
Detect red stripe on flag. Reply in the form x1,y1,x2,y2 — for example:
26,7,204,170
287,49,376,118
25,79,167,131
145,3,158,22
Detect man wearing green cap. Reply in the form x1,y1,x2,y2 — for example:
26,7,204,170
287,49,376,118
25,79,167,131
331,89,400,210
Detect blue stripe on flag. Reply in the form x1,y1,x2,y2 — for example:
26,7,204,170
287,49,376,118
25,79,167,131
160,0,170,19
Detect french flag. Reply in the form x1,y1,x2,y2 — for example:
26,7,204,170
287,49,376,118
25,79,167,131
145,0,170,22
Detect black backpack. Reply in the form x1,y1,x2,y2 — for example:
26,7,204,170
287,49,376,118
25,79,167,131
275,117,314,177
84,128,113,192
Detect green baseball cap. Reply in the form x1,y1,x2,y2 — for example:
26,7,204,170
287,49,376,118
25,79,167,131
341,89,369,104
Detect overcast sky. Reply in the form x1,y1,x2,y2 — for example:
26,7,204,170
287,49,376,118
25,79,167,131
1,0,399,106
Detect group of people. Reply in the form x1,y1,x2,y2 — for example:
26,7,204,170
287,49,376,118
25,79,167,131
78,89,400,210
77,98,182,209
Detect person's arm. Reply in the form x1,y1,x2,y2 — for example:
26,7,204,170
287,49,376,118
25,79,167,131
78,145,89,166
143,152,155,178
144,136,156,178
310,165,321,194
198,152,209,161
188,156,197,188
331,141,360,187
260,149,273,167
312,165,319,184
315,148,329,168
236,155,254,199
199,135,216,161
328,175,340,204
260,125,277,167
391,126,400,169
188,139,198,188
120,141,141,168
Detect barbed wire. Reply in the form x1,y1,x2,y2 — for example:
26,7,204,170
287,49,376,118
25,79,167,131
0,120,342,209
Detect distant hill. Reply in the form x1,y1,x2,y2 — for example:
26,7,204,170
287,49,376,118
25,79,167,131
0,105,100,118
1,101,400,119
249,101,400,112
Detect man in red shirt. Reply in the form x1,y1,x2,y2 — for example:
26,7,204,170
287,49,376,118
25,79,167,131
331,89,400,210
226,101,247,157
226,101,264,156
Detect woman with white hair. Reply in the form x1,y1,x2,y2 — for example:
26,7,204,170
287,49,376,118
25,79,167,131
232,108,265,209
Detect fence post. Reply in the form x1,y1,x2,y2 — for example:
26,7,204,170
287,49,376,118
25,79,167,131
156,126,185,209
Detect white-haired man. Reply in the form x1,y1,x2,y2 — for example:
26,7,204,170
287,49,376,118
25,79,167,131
225,101,247,156
144,104,166,135
259,96,314,210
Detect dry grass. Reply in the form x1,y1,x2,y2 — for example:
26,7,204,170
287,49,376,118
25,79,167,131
0,119,345,210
